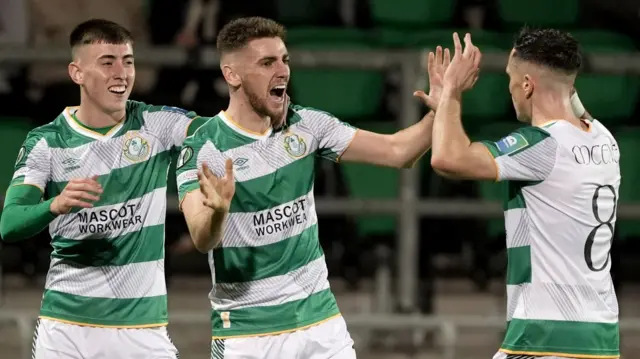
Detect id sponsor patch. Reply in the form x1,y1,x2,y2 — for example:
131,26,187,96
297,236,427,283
495,133,529,155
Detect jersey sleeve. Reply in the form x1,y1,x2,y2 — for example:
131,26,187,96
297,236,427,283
480,126,558,182
10,130,51,193
297,108,357,162
175,124,226,207
142,105,209,151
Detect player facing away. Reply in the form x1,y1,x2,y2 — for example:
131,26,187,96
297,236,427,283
175,16,448,359
422,29,620,359
0,19,208,358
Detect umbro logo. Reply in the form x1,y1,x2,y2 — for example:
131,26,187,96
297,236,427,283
62,158,81,172
233,157,249,171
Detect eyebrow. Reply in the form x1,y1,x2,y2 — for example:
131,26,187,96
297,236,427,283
257,54,289,63
98,54,134,60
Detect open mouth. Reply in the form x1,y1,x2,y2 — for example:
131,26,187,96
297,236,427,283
269,85,286,102
108,85,127,95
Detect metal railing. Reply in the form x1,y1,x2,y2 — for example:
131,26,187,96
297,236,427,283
2,46,640,358
2,310,639,359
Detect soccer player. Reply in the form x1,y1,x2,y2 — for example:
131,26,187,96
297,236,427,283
0,19,208,358
176,17,446,359
426,30,620,359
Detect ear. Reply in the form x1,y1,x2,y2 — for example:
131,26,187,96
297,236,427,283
68,62,83,85
221,64,241,88
523,74,534,99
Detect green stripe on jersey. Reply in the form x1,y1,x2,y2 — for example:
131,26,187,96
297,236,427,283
214,224,322,283
47,150,170,207
502,318,619,357
230,154,315,213
211,288,339,337
51,224,165,266
506,246,531,285
40,289,168,326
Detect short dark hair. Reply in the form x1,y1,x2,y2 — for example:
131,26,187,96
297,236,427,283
216,17,286,55
513,27,582,74
69,19,134,50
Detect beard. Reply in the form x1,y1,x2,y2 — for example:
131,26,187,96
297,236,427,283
245,86,287,129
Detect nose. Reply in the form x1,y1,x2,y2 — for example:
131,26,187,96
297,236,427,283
275,61,290,79
112,61,127,80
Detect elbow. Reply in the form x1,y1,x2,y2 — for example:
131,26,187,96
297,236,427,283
430,155,459,178
0,221,22,243
191,234,217,253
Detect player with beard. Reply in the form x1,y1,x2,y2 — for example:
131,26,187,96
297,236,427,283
176,16,447,359
0,19,210,358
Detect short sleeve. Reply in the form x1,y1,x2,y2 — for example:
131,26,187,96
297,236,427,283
480,126,558,182
294,107,357,162
142,105,208,151
11,131,51,192
175,123,225,206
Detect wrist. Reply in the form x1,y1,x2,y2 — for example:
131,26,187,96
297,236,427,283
442,85,462,100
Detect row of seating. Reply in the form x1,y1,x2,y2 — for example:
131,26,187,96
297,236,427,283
280,0,585,29
285,28,639,127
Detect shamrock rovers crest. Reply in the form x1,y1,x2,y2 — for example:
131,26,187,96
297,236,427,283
284,133,307,157
123,131,151,162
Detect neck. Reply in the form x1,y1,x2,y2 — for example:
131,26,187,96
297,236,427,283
530,91,581,128
225,94,271,134
75,96,125,128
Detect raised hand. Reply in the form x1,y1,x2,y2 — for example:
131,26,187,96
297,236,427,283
50,176,102,215
198,159,235,212
414,45,451,110
442,32,482,93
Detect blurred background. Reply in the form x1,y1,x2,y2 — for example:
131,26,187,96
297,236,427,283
1,0,640,358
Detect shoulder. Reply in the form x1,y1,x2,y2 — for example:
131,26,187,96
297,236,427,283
184,115,218,144
484,125,554,157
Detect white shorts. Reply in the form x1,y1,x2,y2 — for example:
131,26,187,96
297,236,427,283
493,351,579,359
32,318,179,359
211,315,356,359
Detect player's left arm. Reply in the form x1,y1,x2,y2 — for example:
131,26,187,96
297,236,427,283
430,88,558,181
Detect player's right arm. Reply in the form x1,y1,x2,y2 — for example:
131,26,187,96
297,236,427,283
0,132,102,241
176,129,234,253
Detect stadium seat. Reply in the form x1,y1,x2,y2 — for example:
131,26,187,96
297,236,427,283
275,0,339,26
471,122,522,239
341,121,399,238
287,28,386,121
368,0,455,28
0,118,36,197
612,127,640,239
497,0,580,29
571,31,639,127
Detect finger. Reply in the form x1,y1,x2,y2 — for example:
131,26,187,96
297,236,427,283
427,51,435,75
67,182,103,194
435,46,442,67
413,91,438,110
443,48,451,68
463,33,473,58
66,198,94,209
224,158,234,180
202,163,214,179
473,46,482,69
65,190,100,202
452,32,462,58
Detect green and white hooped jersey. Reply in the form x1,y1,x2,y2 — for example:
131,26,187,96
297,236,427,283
176,104,357,338
481,120,621,358
11,100,205,328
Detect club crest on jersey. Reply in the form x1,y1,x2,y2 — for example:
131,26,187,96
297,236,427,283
123,132,151,162
15,146,26,165
177,146,193,169
284,133,307,157
495,133,529,155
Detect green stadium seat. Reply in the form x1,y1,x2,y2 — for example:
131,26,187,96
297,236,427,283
613,127,640,239
341,121,399,238
497,0,580,29
0,118,36,198
287,28,386,121
571,31,639,127
471,122,522,238
368,0,455,28
275,0,336,26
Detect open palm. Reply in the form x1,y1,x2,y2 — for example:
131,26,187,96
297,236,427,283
414,46,451,110
199,159,235,212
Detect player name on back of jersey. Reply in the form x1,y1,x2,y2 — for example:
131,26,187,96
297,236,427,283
571,141,619,166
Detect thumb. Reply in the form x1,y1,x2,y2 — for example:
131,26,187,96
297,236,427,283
413,90,438,111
